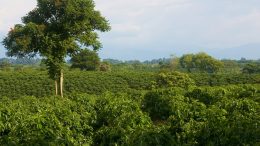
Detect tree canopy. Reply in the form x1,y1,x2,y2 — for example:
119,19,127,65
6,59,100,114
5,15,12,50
180,52,223,73
2,0,110,96
70,49,100,71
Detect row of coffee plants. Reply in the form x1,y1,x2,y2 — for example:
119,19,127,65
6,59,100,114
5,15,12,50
190,73,260,86
0,70,259,98
0,71,154,97
0,84,259,145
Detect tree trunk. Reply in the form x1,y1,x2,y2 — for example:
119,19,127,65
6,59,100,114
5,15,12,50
55,80,58,96
60,70,64,97
54,71,64,97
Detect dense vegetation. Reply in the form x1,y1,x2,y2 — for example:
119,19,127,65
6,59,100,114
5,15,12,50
0,70,259,98
1,0,259,144
0,54,259,145
0,84,259,145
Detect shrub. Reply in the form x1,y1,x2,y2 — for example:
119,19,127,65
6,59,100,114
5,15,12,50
93,92,152,145
155,71,195,89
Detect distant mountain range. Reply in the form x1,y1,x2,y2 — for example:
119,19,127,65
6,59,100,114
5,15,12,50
0,43,259,60
207,43,260,60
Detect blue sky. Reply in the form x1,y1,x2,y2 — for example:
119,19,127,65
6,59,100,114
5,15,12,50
1,0,260,60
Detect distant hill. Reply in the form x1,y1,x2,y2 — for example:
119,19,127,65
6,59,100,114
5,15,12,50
208,43,260,60
1,43,259,60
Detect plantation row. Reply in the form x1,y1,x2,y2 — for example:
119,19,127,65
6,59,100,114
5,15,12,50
0,71,154,97
190,73,260,86
0,70,260,97
0,84,259,145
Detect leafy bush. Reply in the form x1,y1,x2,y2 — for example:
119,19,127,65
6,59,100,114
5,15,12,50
127,125,175,146
154,71,195,89
0,85,260,145
70,49,100,71
142,87,260,146
93,92,152,145
0,96,96,145
186,86,227,105
197,98,260,146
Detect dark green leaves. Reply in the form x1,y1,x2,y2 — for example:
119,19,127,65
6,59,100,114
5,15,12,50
3,0,110,80
2,23,45,58
70,49,100,71
180,53,224,73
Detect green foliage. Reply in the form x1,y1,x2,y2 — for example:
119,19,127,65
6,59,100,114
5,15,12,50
0,60,11,71
127,125,176,146
190,73,260,86
186,87,227,105
197,98,260,145
2,0,110,80
0,95,96,145
0,71,155,98
0,70,260,98
242,63,260,74
0,71,54,97
93,93,152,145
114,71,155,90
180,52,224,73
142,87,260,145
0,60,11,69
154,71,195,89
186,85,259,105
71,49,100,71
221,60,241,73
142,88,187,121
0,84,260,145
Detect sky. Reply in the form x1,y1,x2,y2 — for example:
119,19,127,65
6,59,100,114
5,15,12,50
0,0,260,60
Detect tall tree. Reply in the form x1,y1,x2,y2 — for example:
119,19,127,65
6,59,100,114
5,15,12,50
180,53,223,73
70,49,100,71
2,0,110,97
179,54,194,72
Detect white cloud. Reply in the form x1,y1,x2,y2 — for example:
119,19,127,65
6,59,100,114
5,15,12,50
190,9,260,48
1,0,260,59
96,0,260,48
0,0,36,33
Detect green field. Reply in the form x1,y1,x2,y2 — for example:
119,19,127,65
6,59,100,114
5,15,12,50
0,70,259,97
0,70,260,145
1,0,260,145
